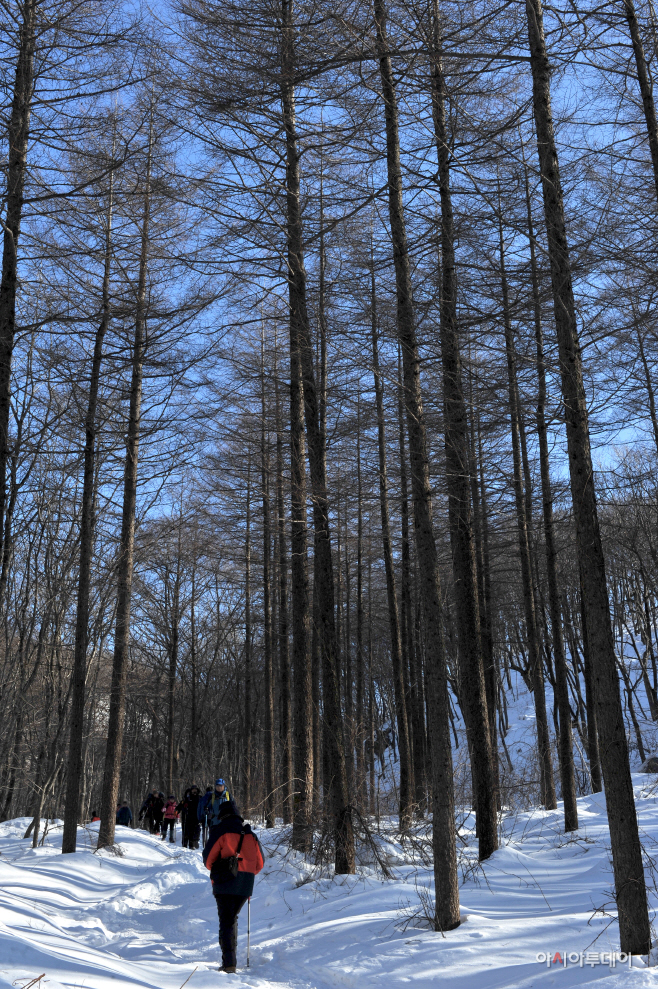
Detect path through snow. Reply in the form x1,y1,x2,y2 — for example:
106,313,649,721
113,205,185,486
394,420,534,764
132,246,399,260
3,784,658,988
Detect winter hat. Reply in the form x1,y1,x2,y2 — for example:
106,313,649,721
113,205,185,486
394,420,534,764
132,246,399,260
215,778,226,787
217,798,240,821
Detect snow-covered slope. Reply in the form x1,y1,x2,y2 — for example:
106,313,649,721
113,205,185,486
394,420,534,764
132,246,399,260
2,786,658,989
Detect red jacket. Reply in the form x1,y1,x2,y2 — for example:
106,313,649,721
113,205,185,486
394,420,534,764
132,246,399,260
163,799,179,820
205,828,264,876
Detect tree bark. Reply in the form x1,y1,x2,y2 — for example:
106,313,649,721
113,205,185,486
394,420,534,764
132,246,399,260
280,0,352,871
274,347,294,825
0,0,38,558
244,461,252,817
428,0,498,859
397,349,426,812
262,330,275,828
525,0,650,953
166,548,181,798
523,163,578,831
498,219,556,810
622,0,658,204
62,171,114,854
97,125,152,850
373,0,459,928
369,264,413,828
355,396,366,810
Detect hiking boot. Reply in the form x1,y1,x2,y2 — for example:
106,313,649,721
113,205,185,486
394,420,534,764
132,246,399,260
218,966,237,974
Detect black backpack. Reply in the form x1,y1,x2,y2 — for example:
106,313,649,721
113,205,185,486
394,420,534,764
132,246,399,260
211,827,245,883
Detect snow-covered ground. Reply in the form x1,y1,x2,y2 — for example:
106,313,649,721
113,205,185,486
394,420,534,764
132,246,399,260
3,783,658,989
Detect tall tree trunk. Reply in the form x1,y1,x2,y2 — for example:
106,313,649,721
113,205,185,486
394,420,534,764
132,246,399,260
369,264,413,828
97,125,152,850
398,349,426,812
498,218,556,810
0,0,37,557
262,330,275,828
579,571,603,792
525,0,650,953
636,324,658,458
189,566,198,779
467,386,499,806
355,396,366,810
428,0,498,859
622,0,658,203
166,549,181,798
374,0,459,928
62,171,114,854
244,461,252,817
280,0,352,872
274,347,293,825
523,163,578,831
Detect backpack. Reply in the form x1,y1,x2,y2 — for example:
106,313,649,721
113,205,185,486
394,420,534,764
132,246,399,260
211,827,245,883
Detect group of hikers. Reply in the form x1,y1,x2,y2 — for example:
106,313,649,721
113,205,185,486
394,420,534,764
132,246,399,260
137,781,226,847
92,778,264,972
97,779,232,847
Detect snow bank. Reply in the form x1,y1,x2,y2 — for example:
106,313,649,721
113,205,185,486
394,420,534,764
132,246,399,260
1,788,658,988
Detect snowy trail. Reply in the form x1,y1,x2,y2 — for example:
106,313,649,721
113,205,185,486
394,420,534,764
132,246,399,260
3,786,658,988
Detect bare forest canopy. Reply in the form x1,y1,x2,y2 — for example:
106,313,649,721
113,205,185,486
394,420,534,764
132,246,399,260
1,0,658,951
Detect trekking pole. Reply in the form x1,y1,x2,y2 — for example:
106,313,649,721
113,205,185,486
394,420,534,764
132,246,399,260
247,897,251,969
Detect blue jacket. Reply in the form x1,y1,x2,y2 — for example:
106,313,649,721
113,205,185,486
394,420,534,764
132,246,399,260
198,788,231,825
116,805,132,826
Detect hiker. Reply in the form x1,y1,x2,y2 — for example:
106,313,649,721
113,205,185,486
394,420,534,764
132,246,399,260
199,785,213,844
202,798,264,973
178,784,202,849
116,801,133,827
161,795,179,842
199,778,231,831
139,789,165,834
90,812,100,823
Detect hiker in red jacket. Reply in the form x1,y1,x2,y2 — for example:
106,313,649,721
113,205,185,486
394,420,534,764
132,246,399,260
161,795,179,843
202,799,264,973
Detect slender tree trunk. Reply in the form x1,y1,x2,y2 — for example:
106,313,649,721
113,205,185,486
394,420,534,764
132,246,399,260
368,558,376,816
579,572,603,792
636,325,658,458
428,0,498,859
189,567,197,779
622,0,658,203
62,174,114,854
525,0,650,952
244,462,252,817
374,0,459,928
289,288,313,852
467,391,499,807
97,127,152,850
522,164,578,831
355,396,365,810
0,0,37,554
369,264,413,828
274,350,294,825
166,552,181,798
280,0,352,871
262,331,275,828
398,349,426,812
498,219,556,810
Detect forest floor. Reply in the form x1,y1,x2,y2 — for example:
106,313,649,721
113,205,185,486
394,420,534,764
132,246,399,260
4,780,658,989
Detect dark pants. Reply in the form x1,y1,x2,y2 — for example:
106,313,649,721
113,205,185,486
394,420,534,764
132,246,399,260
182,822,200,848
147,814,162,834
215,894,248,969
162,819,176,841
